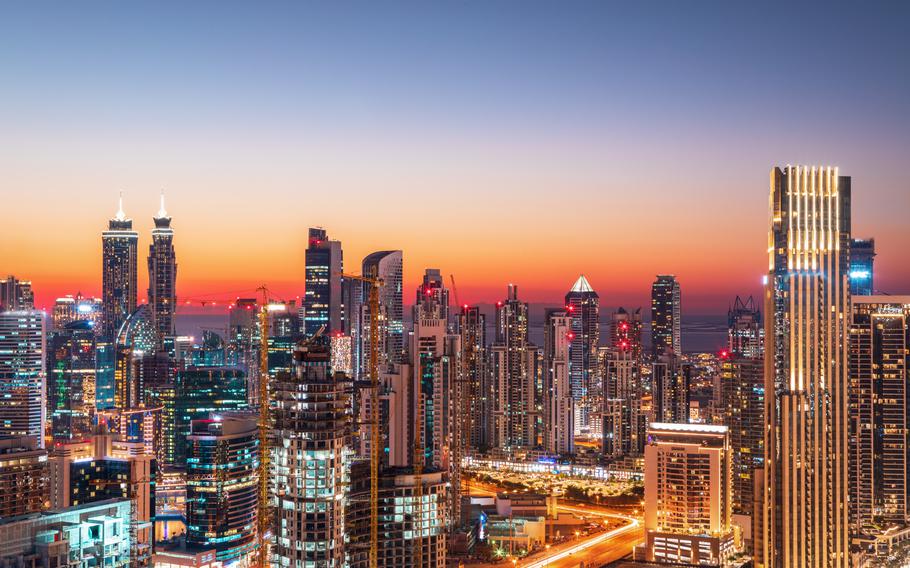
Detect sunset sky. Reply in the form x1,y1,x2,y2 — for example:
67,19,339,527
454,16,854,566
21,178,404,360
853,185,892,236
2,2,909,313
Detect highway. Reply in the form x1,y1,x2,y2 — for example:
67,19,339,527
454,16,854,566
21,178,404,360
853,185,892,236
466,480,644,568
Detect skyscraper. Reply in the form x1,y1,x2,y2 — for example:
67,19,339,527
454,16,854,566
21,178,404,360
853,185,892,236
543,309,573,455
727,295,763,359
304,227,344,336
849,237,876,296
491,285,536,453
458,306,488,452
640,423,736,565
0,275,34,311
271,335,350,567
651,274,681,358
652,354,690,424
102,194,138,339
849,296,910,536
185,412,260,564
47,320,97,440
0,310,45,445
602,349,645,459
610,307,643,362
565,275,599,436
763,165,851,568
172,366,249,465
360,250,404,367
147,192,177,342
52,293,103,331
414,268,450,322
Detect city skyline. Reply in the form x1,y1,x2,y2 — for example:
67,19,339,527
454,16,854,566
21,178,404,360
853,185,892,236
3,2,910,312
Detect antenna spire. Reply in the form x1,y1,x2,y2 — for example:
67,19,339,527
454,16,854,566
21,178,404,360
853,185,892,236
115,191,126,221
157,189,168,218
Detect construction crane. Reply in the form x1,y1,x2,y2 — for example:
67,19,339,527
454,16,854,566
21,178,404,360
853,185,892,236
342,272,382,568
255,285,278,567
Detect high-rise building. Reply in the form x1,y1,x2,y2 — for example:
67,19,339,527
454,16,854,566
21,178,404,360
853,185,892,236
0,310,46,445
603,349,645,459
172,367,249,465
52,293,103,331
414,268,450,322
458,306,489,453
610,307,643,362
651,274,681,358
652,354,690,424
727,296,763,359
0,275,34,311
849,238,876,296
720,355,763,552
113,304,156,410
47,320,97,440
148,192,177,341
543,309,573,455
185,412,259,564
304,227,344,336
102,195,138,338
359,250,404,368
849,296,910,535
639,423,736,566
0,435,47,517
763,165,851,568
271,336,350,567
565,275,600,437
347,464,448,568
491,285,536,453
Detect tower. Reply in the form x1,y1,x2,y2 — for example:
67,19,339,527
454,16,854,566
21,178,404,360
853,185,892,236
359,250,404,367
610,307,642,362
414,268,450,322
727,295,763,359
763,165,851,568
651,274,681,358
102,194,138,338
148,192,177,342
458,305,488,452
565,275,599,437
304,227,344,336
491,285,536,453
0,310,46,445
543,309,573,455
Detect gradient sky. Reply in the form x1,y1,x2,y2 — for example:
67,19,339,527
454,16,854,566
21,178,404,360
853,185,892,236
2,1,909,313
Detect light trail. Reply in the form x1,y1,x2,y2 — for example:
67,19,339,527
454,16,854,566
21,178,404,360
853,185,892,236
520,516,640,568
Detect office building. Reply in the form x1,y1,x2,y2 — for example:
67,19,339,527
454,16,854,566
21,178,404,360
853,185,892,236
849,296,910,536
0,276,34,311
0,310,46,444
491,285,536,453
651,275,681,358
270,335,350,567
360,250,404,367
148,193,178,341
458,306,489,453
185,412,259,565
102,195,139,338
640,423,736,566
347,464,448,568
0,436,47,517
565,275,600,436
0,499,133,566
763,165,851,567
47,320,97,440
850,238,876,296
304,227,344,336
172,367,249,464
114,304,157,409
543,309,573,455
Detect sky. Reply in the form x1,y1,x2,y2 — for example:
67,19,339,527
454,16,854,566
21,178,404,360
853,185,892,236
2,1,909,313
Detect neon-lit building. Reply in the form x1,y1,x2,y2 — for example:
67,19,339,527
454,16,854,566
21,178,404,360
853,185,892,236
102,195,139,339
47,320,97,440
172,367,249,465
148,193,178,343
0,310,46,445
650,274,681,358
185,412,259,565
764,166,851,568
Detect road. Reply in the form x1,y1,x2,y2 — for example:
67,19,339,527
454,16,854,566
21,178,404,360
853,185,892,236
465,480,644,568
